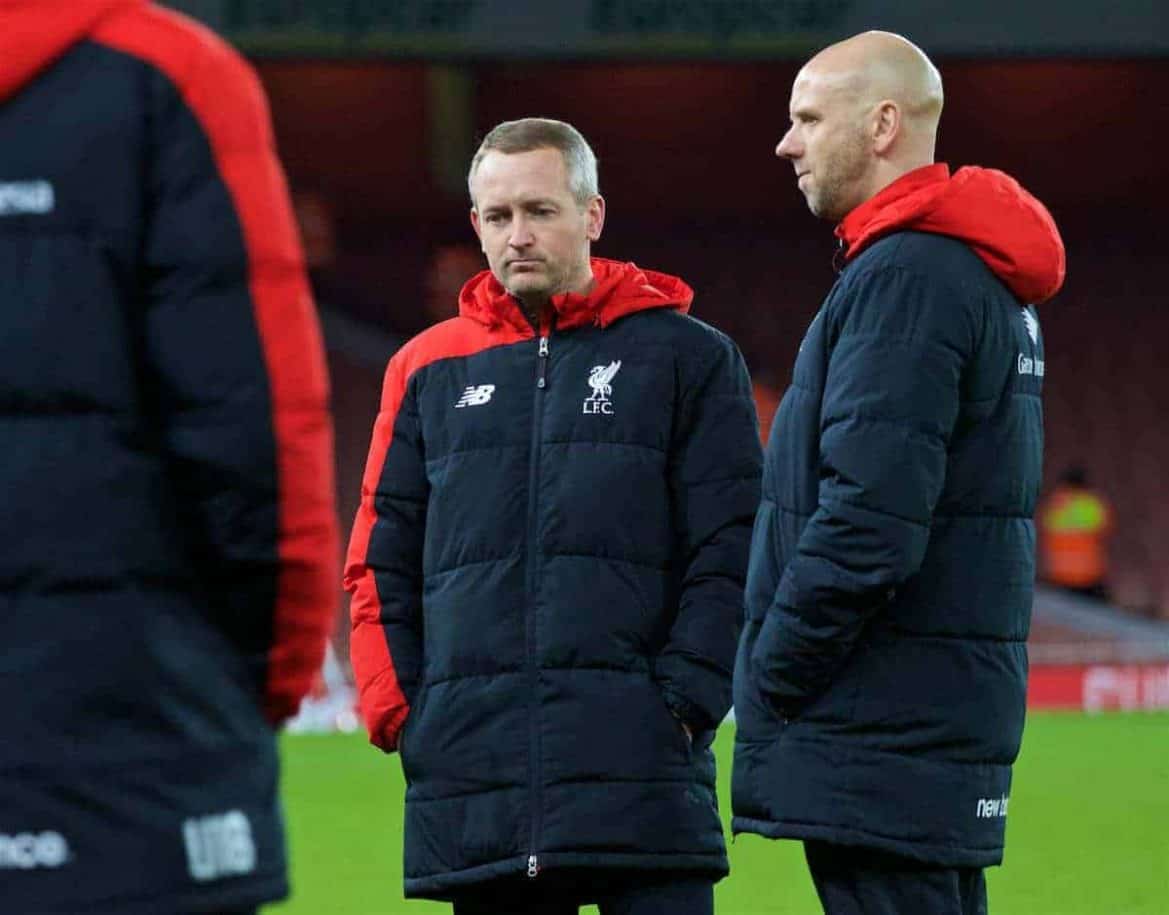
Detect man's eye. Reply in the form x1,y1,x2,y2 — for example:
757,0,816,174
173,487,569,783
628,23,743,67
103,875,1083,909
485,213,507,225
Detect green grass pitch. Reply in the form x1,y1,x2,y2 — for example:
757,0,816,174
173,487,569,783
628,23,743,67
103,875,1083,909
271,713,1169,914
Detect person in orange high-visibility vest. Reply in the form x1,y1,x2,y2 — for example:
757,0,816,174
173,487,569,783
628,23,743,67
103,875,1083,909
1040,466,1114,598
753,376,782,445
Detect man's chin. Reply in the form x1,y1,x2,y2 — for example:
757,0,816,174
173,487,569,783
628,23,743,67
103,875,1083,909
505,276,551,299
807,196,841,222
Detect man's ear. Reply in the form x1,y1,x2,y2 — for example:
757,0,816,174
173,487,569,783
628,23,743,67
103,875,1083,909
585,195,606,242
872,100,900,155
469,207,486,252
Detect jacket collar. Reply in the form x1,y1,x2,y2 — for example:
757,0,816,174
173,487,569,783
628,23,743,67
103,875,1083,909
458,257,693,334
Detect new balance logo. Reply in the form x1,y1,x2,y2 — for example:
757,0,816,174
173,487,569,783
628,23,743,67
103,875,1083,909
454,384,495,408
583,361,621,415
976,795,1010,819
0,831,70,870
183,810,257,882
0,180,54,216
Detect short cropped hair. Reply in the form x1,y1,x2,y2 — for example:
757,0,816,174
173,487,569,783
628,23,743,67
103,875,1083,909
467,118,599,206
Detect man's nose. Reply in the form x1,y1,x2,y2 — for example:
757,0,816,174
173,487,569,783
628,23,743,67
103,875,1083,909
776,128,799,160
509,218,535,247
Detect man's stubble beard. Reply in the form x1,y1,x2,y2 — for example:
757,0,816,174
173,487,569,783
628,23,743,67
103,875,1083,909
809,129,870,222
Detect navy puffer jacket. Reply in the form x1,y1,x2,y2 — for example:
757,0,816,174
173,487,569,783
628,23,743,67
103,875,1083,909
732,165,1065,867
347,258,762,898
0,2,337,912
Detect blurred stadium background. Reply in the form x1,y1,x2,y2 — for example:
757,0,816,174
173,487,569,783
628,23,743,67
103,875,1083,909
165,2,1168,911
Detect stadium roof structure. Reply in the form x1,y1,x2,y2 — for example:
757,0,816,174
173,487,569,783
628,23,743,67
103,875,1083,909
164,0,1169,60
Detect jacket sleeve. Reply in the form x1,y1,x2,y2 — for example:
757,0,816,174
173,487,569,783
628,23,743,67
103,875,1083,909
131,18,338,725
656,332,763,733
345,355,428,752
750,265,974,715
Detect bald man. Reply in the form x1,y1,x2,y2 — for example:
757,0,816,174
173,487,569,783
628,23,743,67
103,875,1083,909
731,33,1066,914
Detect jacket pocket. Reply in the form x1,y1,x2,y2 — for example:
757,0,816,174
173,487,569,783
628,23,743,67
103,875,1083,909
671,711,695,763
732,621,787,736
652,681,694,764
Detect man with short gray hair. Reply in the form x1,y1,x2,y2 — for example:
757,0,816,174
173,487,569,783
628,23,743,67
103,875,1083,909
347,117,762,913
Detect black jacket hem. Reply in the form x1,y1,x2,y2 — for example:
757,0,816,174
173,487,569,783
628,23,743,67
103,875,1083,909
405,851,728,900
731,816,1004,869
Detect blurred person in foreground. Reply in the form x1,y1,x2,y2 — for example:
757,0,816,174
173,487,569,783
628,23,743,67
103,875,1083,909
0,2,338,912
346,117,761,914
1039,465,1114,599
731,31,1065,914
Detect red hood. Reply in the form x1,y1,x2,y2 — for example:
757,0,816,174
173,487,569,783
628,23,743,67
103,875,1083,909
459,257,693,334
0,0,142,102
836,163,1066,304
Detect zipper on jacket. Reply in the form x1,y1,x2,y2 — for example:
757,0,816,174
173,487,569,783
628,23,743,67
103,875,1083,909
524,321,552,876
537,335,550,389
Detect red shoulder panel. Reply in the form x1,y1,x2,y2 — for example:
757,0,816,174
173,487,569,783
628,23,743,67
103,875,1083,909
346,318,523,749
94,4,340,723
